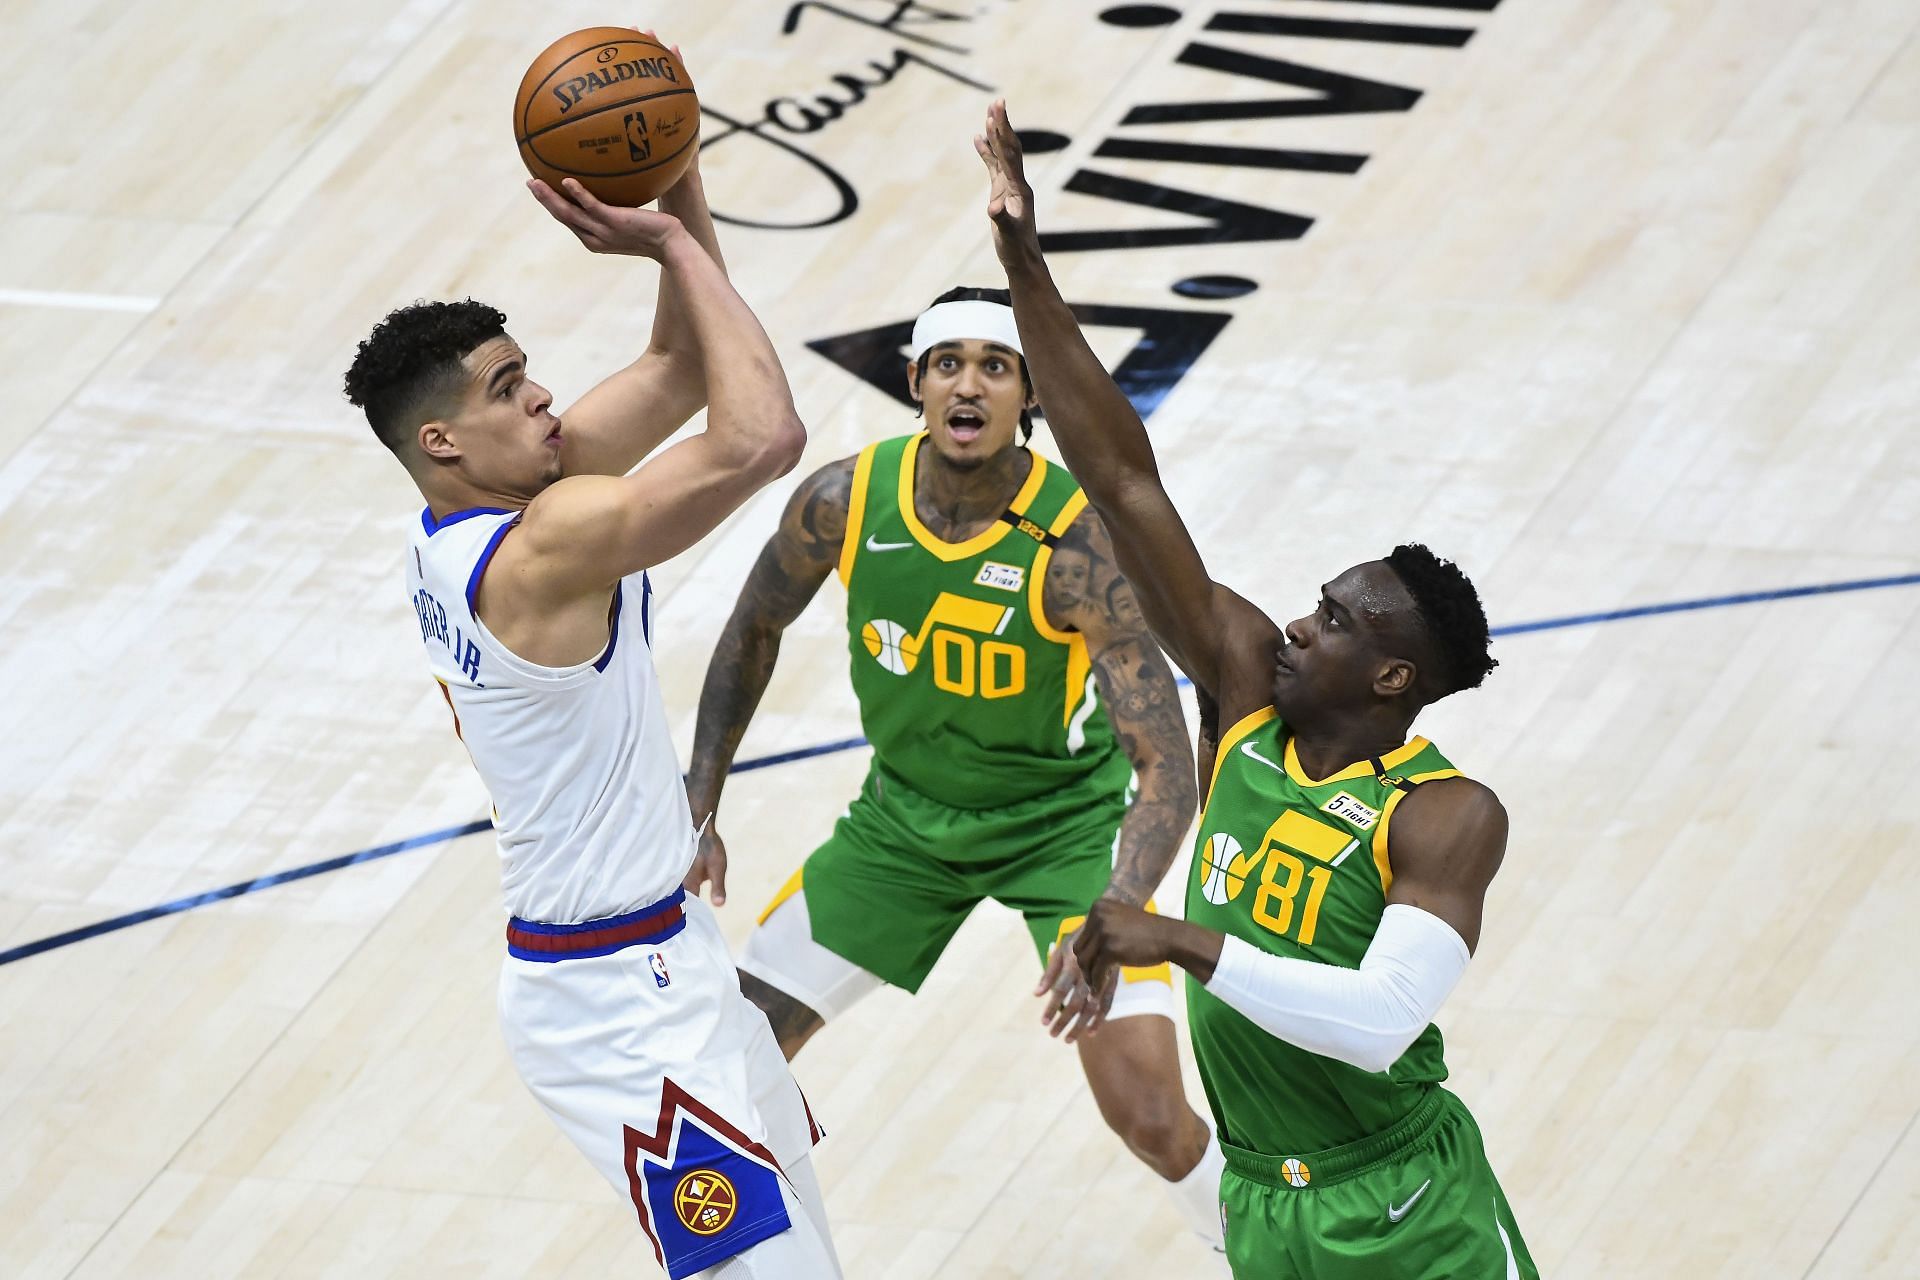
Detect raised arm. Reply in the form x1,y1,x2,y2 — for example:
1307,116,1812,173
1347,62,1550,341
681,458,855,904
512,182,805,596
1046,511,1197,907
542,47,729,477
977,101,1278,702
1035,510,1198,1039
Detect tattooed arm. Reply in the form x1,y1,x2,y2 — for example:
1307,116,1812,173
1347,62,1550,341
683,457,854,905
1036,508,1198,1039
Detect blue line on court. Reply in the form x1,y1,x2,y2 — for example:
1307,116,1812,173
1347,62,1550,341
1489,572,1920,637
2,570,1915,968
0,820,495,968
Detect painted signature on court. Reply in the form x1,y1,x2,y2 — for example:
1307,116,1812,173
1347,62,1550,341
698,0,998,230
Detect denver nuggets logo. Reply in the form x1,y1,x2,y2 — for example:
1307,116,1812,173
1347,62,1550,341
1197,832,1257,905
861,618,918,675
1281,1158,1311,1188
673,1169,738,1236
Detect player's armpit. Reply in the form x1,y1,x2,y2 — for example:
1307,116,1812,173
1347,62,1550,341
1379,777,1509,954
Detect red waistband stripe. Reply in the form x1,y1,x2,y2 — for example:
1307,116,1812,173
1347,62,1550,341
507,888,688,962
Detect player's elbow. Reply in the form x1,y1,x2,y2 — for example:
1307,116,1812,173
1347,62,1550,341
718,411,806,483
760,413,807,478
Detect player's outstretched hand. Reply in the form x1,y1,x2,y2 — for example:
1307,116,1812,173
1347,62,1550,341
1073,899,1195,991
683,816,729,907
975,99,1039,264
528,177,687,260
1037,926,1119,1043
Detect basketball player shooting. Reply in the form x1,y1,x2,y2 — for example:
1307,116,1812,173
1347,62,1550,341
344,145,842,1279
977,101,1539,1278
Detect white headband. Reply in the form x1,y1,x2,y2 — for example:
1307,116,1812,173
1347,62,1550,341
909,300,1023,360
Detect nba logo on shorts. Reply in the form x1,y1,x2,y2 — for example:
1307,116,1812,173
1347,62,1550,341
650,952,670,988
625,111,652,163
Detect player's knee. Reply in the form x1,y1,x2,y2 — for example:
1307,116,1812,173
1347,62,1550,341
738,970,825,1058
1099,1092,1202,1177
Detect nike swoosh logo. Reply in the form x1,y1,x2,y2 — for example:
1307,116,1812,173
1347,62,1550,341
1240,741,1287,775
1387,1179,1431,1223
865,534,914,552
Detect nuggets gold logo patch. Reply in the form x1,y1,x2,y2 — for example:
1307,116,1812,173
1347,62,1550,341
674,1168,738,1235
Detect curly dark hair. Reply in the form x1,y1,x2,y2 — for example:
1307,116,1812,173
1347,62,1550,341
344,299,508,455
914,285,1035,442
1384,543,1497,702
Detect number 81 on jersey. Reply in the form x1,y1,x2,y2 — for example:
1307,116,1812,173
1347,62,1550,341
1198,811,1360,947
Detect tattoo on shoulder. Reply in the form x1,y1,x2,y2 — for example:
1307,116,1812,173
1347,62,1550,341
788,456,855,563
734,457,854,627
1043,509,1107,630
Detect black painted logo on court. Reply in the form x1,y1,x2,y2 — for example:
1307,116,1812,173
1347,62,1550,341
625,111,652,163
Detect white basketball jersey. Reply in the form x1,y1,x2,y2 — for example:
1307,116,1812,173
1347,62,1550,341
406,505,695,924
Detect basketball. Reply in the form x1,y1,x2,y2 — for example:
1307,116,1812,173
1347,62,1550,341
514,28,699,207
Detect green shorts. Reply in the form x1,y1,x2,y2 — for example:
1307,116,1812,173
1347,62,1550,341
1219,1088,1537,1280
774,759,1165,992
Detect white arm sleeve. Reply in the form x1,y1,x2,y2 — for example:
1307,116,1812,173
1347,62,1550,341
1202,903,1471,1074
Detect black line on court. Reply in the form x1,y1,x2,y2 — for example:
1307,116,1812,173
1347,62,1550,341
2,571,1915,968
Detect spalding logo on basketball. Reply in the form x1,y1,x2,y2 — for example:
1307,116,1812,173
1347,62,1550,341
861,619,920,675
1197,832,1247,905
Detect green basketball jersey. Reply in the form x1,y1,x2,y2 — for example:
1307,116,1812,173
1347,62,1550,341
1186,706,1464,1154
837,433,1127,813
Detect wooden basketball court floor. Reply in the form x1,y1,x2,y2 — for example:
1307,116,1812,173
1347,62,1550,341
3,0,1917,1275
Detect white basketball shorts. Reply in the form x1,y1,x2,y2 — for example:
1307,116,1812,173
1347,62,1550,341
498,888,830,1278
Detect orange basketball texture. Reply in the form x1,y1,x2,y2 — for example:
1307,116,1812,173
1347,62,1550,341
514,28,699,207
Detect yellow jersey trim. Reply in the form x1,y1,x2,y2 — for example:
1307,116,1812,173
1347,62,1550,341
1029,545,1072,645
1025,497,1090,720
1371,790,1407,895
758,866,805,925
897,432,1048,562
836,445,879,587
1369,769,1463,896
1027,491,1089,738
1205,705,1279,811
1283,734,1431,787
1048,489,1089,537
